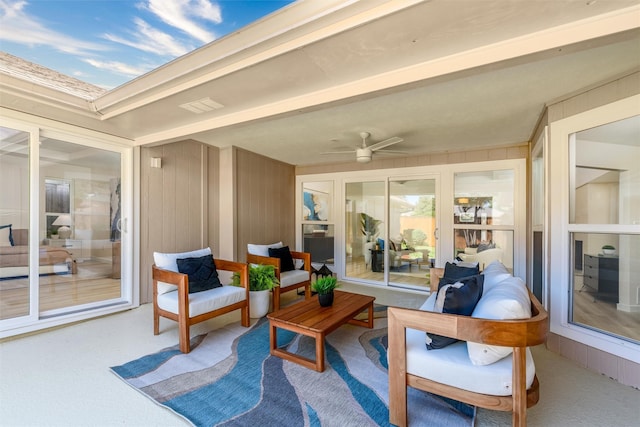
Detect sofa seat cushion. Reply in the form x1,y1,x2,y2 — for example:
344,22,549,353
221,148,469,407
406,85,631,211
279,269,309,288
157,285,246,317
406,327,536,396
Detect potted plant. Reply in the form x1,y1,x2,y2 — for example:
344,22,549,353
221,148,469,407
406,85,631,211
312,276,339,307
232,264,279,318
360,213,381,243
602,245,616,255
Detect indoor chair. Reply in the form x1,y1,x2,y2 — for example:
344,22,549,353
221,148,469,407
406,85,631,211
152,247,249,353
246,242,311,311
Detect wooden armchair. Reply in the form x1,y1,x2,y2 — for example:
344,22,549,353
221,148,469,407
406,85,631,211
246,243,311,311
388,290,548,427
152,248,249,353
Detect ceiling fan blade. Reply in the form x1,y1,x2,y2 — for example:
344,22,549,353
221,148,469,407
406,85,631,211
320,150,356,155
368,136,403,151
376,149,407,154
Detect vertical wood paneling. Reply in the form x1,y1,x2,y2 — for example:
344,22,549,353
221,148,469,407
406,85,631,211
139,140,210,303
235,148,295,261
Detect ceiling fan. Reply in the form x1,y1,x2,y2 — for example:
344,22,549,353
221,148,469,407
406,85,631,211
322,132,405,163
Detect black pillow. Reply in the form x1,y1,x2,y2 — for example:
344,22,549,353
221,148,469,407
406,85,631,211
426,274,484,350
268,246,295,272
177,255,222,293
442,261,480,282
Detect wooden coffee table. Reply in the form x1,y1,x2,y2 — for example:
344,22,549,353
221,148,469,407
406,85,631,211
267,290,375,372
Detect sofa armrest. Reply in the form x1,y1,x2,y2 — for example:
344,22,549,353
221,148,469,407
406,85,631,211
389,290,547,347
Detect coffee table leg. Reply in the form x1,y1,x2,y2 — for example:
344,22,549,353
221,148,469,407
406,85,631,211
347,302,374,328
269,321,278,355
316,333,325,372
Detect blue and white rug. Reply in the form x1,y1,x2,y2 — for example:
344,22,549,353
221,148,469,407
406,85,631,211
111,307,475,426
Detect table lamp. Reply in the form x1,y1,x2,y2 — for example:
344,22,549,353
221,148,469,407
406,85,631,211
52,214,73,239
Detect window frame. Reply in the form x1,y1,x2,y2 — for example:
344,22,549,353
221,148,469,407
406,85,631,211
548,95,640,362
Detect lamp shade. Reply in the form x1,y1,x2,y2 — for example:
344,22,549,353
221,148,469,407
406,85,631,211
52,215,73,239
52,215,73,226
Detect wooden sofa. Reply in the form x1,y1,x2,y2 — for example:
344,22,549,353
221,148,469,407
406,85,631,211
388,264,548,427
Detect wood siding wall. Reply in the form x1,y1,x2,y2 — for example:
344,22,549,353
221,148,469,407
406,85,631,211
139,142,293,303
235,148,296,261
139,140,219,303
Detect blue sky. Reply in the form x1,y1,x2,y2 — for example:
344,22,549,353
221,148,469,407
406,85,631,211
0,0,294,89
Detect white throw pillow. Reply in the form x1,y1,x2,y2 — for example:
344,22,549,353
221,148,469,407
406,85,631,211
247,242,283,257
467,275,532,366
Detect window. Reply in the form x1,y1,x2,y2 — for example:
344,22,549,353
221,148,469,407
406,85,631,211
454,170,515,272
569,116,640,344
548,95,640,362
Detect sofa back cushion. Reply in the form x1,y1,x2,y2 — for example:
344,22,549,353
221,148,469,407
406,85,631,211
467,275,532,365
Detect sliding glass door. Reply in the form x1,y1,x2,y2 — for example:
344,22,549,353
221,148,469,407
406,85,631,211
344,177,438,291
38,136,122,316
388,179,436,290
0,126,31,320
345,180,385,284
0,120,131,336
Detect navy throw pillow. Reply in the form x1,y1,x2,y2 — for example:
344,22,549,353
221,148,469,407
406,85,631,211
177,255,222,293
426,274,484,350
268,246,295,272
442,261,480,283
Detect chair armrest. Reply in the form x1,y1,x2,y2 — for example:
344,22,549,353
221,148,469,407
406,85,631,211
152,264,188,290
246,253,280,267
246,252,312,275
290,251,311,272
215,259,249,289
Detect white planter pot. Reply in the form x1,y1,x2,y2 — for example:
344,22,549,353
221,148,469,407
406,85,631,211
249,290,271,318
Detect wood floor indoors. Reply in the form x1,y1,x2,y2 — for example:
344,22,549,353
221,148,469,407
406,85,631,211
0,261,119,320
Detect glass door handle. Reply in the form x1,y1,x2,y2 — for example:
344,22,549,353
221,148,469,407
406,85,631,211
434,228,439,240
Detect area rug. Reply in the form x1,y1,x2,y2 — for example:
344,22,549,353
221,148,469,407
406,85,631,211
111,306,475,427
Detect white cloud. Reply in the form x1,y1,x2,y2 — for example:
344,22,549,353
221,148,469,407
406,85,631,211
145,0,220,44
104,17,192,57
83,58,153,78
0,0,106,55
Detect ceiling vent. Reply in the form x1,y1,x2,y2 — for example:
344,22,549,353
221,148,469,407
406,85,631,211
179,97,224,114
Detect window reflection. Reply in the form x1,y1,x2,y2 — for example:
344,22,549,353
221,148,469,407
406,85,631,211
569,115,640,344
572,233,639,343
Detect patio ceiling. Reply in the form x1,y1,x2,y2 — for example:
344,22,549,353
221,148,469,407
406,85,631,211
2,0,639,166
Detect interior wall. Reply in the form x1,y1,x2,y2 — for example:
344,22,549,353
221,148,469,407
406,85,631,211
234,148,296,261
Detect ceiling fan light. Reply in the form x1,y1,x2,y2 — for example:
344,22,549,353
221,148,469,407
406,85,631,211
356,148,372,163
